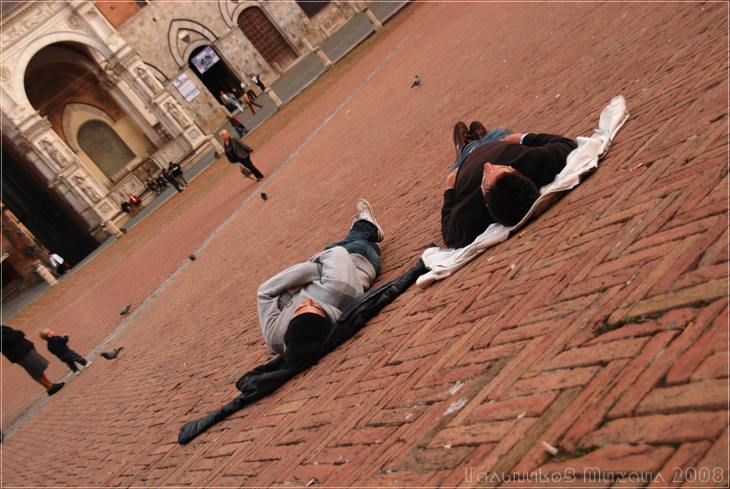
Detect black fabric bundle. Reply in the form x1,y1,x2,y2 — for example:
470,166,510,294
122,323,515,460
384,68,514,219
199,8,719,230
178,259,427,444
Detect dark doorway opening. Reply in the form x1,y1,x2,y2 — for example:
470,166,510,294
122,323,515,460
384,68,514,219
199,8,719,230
1,141,99,266
188,45,241,105
237,7,297,71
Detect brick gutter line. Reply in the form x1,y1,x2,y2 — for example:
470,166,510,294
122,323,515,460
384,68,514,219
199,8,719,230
3,1,440,441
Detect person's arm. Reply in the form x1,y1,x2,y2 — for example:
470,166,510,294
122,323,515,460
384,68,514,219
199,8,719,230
520,133,577,180
232,139,253,159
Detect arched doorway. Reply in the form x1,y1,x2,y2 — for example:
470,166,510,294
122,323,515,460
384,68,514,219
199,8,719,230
78,120,137,179
1,139,98,266
188,45,241,105
24,42,151,186
237,7,297,71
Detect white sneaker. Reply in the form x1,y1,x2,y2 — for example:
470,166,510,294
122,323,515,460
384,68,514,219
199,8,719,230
84,360,92,368
355,199,384,242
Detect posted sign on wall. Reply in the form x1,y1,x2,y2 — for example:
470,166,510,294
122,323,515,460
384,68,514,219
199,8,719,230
173,73,200,102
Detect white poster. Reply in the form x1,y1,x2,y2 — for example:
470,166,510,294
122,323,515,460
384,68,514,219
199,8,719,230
173,73,200,102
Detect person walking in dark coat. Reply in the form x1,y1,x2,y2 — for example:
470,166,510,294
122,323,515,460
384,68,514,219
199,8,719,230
219,130,264,181
1,325,64,395
228,116,249,139
39,328,91,376
162,168,183,192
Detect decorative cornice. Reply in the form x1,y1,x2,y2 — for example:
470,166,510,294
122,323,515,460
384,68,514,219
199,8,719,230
2,2,64,50
23,118,52,142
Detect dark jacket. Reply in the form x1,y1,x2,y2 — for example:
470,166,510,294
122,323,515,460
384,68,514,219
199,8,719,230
178,259,428,444
224,137,253,163
1,325,34,363
441,133,576,249
46,335,73,358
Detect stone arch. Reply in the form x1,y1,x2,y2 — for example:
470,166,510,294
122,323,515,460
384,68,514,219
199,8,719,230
236,7,298,71
168,19,218,68
11,31,113,112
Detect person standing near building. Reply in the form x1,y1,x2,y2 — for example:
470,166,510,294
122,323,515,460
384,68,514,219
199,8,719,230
48,253,69,275
219,129,264,182
228,116,249,139
250,73,266,92
240,79,257,100
162,168,184,192
169,162,189,187
1,325,64,396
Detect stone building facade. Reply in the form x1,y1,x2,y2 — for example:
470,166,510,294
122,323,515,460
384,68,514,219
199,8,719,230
1,1,212,247
1,0,371,293
103,0,363,132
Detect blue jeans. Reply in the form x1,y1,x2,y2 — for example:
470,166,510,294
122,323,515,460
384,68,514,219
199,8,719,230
325,220,381,275
449,128,515,173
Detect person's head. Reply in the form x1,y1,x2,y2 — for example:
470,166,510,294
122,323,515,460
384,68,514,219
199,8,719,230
219,129,230,143
283,298,331,372
481,163,539,227
39,328,54,340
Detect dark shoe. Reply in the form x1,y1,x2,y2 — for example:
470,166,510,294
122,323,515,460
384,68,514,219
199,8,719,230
48,382,65,396
469,121,488,142
453,122,473,159
256,176,264,182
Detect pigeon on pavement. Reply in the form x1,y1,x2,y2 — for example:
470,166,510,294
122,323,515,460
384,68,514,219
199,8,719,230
411,75,421,88
120,304,131,315
101,347,124,360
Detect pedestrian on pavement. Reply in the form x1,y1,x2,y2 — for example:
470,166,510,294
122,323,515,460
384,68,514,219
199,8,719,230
257,199,384,371
249,73,266,92
220,91,242,112
240,91,263,115
1,325,64,395
228,116,249,139
239,79,257,100
169,161,189,187
39,328,91,376
219,129,264,182
48,253,69,275
162,168,183,192
443,122,576,249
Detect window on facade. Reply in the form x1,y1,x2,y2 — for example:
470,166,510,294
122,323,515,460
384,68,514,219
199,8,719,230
296,0,330,18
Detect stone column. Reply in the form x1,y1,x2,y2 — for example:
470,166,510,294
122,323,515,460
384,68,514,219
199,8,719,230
315,48,334,70
265,87,284,109
363,7,383,31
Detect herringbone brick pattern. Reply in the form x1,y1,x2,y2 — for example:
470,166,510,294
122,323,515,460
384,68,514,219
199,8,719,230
2,2,727,487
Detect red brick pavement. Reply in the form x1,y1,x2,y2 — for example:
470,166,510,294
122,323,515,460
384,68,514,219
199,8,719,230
2,2,728,487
